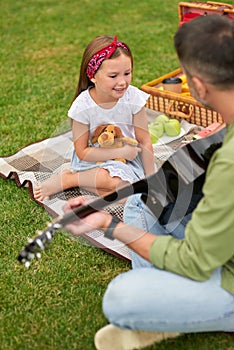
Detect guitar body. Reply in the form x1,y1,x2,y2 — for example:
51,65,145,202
142,128,224,222
18,127,226,266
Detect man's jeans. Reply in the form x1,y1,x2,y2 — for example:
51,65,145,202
102,195,234,332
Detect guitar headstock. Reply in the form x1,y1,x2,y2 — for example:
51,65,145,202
18,221,62,267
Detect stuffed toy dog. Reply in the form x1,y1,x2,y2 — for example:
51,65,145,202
91,124,138,163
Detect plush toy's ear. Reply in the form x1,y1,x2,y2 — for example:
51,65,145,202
91,136,98,144
93,125,108,137
91,125,108,144
114,126,123,138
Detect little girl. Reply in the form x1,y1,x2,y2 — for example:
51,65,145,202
34,35,154,201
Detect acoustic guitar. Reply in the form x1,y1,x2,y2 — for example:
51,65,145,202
18,127,225,267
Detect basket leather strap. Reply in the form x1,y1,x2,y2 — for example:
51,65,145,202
167,100,194,119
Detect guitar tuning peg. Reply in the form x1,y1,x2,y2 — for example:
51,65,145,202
27,252,35,260
28,238,33,243
36,252,41,259
53,222,62,230
25,261,30,268
36,230,42,236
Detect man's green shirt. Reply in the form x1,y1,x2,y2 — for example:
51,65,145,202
150,121,234,295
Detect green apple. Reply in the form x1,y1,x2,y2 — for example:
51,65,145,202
155,114,170,126
149,122,164,138
149,121,164,143
164,119,181,136
149,133,158,144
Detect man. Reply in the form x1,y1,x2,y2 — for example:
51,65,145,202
64,15,234,350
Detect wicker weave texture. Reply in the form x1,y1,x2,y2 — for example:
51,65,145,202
141,2,233,127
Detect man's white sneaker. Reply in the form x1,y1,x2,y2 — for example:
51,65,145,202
94,324,180,350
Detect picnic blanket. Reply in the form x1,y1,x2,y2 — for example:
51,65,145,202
0,111,199,261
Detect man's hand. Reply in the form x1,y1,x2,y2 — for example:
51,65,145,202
63,196,112,236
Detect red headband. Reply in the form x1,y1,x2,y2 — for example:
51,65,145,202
86,36,129,80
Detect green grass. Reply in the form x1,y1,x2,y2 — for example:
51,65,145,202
1,0,234,349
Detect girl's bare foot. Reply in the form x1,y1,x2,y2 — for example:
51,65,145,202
34,170,77,201
33,168,130,203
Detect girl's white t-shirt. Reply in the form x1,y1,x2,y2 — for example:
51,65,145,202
68,85,150,140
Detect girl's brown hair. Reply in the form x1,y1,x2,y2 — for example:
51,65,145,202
71,35,133,103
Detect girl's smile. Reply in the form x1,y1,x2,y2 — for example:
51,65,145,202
90,53,132,106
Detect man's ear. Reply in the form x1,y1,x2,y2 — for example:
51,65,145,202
192,76,207,100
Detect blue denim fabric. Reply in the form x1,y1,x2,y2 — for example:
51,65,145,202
102,194,234,332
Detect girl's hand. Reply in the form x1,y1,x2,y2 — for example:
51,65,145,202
121,145,141,161
63,197,112,236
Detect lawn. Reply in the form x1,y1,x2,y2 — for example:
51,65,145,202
1,0,234,349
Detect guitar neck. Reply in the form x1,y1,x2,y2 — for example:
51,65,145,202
58,178,149,226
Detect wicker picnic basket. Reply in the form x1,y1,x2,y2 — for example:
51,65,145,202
179,1,234,24
141,1,234,128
